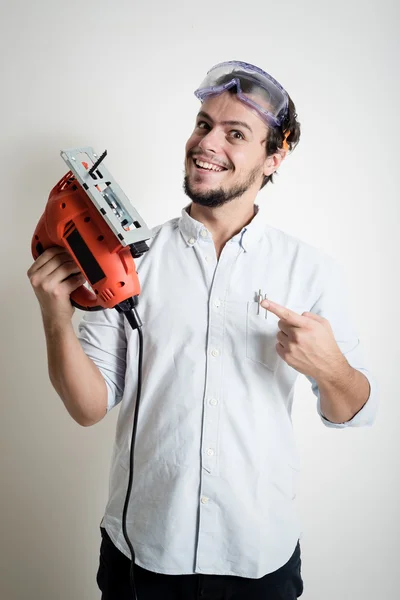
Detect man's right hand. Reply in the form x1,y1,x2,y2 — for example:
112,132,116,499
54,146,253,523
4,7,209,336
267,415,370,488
27,246,86,326
27,246,108,426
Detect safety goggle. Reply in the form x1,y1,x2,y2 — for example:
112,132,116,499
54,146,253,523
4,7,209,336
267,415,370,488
194,61,290,149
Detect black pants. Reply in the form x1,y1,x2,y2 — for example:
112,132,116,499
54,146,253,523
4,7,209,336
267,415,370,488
97,527,304,599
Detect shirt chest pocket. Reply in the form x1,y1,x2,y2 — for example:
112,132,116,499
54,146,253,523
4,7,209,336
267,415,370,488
246,300,281,371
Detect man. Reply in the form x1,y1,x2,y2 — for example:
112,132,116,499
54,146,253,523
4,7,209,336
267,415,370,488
27,61,378,599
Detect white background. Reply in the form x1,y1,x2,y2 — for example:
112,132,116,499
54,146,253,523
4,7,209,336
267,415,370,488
0,0,398,598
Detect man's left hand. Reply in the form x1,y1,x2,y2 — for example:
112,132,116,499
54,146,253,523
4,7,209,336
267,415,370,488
260,299,346,380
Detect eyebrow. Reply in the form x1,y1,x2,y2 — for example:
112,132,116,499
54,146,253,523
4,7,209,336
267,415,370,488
196,110,253,134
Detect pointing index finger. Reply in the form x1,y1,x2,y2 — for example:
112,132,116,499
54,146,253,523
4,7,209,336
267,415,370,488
260,299,304,326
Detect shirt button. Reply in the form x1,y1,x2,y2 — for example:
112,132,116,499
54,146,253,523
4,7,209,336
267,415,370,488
211,349,219,357
200,229,208,238
214,299,221,308
201,496,209,504
206,448,214,456
209,398,218,406
188,237,196,244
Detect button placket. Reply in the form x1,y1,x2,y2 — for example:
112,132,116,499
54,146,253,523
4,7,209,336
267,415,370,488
196,244,242,572
199,234,216,267
200,244,241,478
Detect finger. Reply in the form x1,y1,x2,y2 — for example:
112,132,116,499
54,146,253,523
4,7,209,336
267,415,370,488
261,299,304,327
61,268,86,283
27,246,67,277
277,320,291,335
29,252,75,283
302,311,325,322
46,260,83,287
60,272,87,295
31,259,82,293
277,330,288,346
276,343,286,361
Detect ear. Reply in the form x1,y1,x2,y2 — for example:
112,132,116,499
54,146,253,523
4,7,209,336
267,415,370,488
263,149,288,177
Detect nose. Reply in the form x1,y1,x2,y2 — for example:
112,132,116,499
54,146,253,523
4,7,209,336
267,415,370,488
197,127,224,154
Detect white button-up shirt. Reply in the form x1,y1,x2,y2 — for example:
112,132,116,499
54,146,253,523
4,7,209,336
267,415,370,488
78,204,379,578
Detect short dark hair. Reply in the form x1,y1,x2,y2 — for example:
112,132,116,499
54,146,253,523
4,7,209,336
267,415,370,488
215,72,301,190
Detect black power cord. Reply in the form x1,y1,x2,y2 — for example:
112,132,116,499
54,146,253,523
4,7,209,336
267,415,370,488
115,296,144,600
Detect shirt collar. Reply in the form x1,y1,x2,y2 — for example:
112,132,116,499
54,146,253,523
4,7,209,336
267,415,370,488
179,203,266,251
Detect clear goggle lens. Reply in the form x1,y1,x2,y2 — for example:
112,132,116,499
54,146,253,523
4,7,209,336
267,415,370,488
194,61,289,130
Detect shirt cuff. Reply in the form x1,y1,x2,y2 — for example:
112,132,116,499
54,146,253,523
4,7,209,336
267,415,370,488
317,369,379,429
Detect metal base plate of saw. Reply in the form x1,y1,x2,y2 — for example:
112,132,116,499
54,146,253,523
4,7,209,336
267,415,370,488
60,147,152,247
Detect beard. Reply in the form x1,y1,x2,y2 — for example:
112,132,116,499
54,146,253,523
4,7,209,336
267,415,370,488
183,163,263,208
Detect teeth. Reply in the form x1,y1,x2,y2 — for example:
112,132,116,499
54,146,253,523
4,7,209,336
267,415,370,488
195,159,224,172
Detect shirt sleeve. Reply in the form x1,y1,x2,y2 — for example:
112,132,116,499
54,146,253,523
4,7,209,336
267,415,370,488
304,256,379,429
77,308,127,412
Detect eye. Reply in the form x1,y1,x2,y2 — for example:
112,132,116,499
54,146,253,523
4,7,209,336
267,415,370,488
230,130,245,140
195,121,245,141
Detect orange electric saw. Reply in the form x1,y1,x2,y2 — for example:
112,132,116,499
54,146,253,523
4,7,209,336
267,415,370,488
31,147,153,315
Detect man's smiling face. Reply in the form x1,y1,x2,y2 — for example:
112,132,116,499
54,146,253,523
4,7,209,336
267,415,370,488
183,91,280,208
